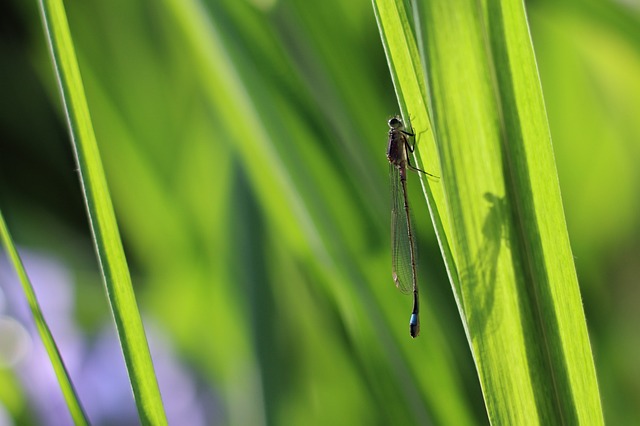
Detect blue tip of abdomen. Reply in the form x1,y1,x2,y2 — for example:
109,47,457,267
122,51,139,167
410,313,418,325
409,313,420,338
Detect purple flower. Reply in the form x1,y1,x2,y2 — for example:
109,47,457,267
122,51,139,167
0,249,212,425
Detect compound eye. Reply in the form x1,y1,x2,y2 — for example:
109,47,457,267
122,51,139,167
388,117,402,128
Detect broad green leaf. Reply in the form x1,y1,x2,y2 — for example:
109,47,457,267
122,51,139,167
37,0,167,424
373,0,603,424
0,211,89,425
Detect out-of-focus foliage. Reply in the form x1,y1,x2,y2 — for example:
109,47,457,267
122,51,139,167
0,0,638,424
0,209,89,424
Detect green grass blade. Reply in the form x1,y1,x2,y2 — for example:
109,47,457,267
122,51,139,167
374,0,604,424
37,1,167,424
0,211,89,425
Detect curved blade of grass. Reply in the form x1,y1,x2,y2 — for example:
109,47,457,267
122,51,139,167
37,1,167,424
374,0,603,424
0,211,89,425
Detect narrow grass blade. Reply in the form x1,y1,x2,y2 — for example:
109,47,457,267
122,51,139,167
37,1,167,424
0,211,89,425
374,0,604,424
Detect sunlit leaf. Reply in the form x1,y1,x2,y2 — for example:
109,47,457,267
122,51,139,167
373,0,604,423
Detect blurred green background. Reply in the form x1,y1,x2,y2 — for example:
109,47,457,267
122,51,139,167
0,0,638,425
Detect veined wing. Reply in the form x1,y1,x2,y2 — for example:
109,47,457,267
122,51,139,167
390,164,416,295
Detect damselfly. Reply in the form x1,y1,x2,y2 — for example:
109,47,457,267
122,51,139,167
386,116,436,338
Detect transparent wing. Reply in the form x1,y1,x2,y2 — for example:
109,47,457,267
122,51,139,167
390,164,416,295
